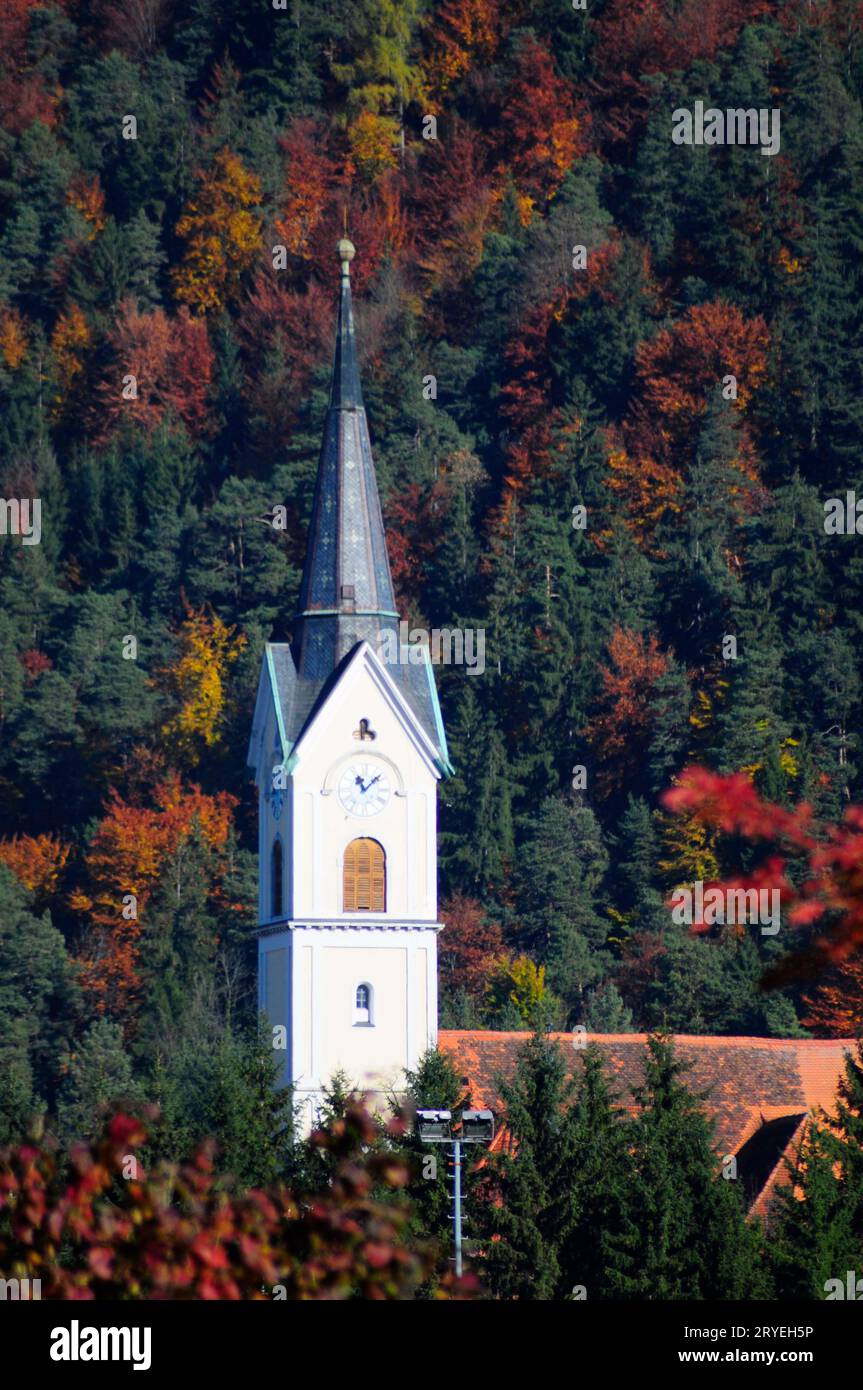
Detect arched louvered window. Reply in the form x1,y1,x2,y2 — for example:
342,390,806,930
271,838,283,919
343,838,385,912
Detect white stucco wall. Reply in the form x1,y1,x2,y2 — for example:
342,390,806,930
252,644,442,1130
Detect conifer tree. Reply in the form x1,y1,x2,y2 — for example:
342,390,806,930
613,1036,767,1299
475,1032,581,1300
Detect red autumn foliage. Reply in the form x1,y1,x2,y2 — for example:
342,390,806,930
585,626,673,798
18,648,52,680
276,119,346,265
239,276,333,446
497,35,590,204
0,0,64,134
296,182,408,298
92,301,215,443
594,0,773,143
662,766,863,988
385,479,450,618
0,1105,463,1299
439,892,505,998
409,120,498,311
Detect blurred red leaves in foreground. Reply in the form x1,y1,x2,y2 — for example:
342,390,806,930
0,1103,467,1300
663,766,863,990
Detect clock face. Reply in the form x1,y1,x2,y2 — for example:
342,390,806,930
338,761,392,817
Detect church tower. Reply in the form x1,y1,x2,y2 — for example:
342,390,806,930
247,239,451,1131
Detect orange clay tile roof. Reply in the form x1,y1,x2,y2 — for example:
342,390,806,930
438,1032,855,1212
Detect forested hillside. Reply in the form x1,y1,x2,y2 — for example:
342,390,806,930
2,0,863,1142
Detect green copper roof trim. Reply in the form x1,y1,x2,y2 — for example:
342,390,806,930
423,653,453,777
265,645,291,762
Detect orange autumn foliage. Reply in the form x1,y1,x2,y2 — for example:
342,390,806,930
803,957,863,1039
71,775,236,1018
0,307,27,369
422,0,502,103
607,300,769,547
0,833,71,906
585,626,673,798
439,892,505,998
66,173,107,239
50,303,92,415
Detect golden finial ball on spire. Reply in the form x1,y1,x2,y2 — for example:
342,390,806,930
337,237,356,274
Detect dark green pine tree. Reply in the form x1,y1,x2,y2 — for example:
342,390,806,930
715,606,790,797
559,1045,637,1299
612,795,666,933
581,981,634,1033
475,1032,581,1300
613,1036,767,1299
150,1019,294,1187
656,391,748,673
437,682,514,900
132,831,226,1065
629,76,680,269
770,1124,857,1301
587,520,657,640
56,1018,143,1143
512,795,610,1018
0,865,80,1142
825,1043,863,1244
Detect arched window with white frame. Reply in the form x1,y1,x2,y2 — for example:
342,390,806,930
354,982,373,1026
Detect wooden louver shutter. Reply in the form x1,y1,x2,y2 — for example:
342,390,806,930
344,839,385,912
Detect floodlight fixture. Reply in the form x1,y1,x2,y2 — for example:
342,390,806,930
416,1108,452,1144
461,1109,495,1144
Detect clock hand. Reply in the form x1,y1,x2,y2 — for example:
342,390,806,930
366,774,381,790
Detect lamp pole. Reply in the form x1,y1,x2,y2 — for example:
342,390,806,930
415,1110,494,1277
452,1138,463,1277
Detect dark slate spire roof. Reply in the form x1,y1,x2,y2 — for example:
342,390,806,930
291,238,399,681
252,240,451,776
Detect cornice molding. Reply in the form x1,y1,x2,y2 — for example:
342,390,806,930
256,918,444,939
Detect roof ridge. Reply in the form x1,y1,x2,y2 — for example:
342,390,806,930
437,1030,857,1046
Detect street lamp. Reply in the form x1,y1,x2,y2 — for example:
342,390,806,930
416,1108,495,1276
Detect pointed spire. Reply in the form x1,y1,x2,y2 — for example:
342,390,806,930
330,237,363,410
291,239,399,681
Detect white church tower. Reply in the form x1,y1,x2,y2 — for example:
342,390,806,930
247,239,451,1131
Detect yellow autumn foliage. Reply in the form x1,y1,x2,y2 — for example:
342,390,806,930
173,149,262,314
347,110,399,179
157,608,247,763
657,804,721,889
490,952,551,1025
